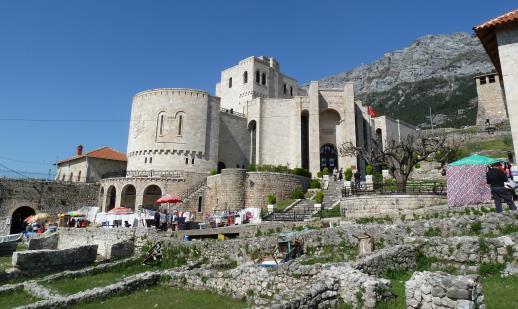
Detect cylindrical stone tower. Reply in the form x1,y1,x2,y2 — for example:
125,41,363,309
126,88,220,174
219,168,246,210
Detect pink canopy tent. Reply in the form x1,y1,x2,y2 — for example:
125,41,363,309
447,155,496,207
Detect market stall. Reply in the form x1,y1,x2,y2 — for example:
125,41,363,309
447,154,498,207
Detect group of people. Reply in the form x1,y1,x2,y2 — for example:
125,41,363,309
153,209,187,231
332,167,362,188
23,221,57,238
486,162,518,213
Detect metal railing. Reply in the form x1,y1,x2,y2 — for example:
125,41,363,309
342,182,446,197
220,108,246,118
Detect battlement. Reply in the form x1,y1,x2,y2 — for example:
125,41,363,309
133,88,210,100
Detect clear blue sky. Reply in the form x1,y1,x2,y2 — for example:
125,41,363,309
0,0,516,177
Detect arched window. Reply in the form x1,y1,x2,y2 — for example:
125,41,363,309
283,84,287,94
178,114,183,136
197,196,202,212
62,174,65,181
149,157,152,164
159,114,165,136
261,73,266,85
144,157,147,163
229,77,232,88
255,70,260,83
185,157,189,165
290,86,293,96
77,171,81,182
69,173,73,182
243,71,248,84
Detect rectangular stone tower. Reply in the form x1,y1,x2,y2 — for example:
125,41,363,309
474,73,508,126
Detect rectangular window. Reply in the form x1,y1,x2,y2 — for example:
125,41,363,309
488,75,496,83
480,77,487,84
185,158,188,165
191,158,195,164
149,157,152,163
145,157,147,163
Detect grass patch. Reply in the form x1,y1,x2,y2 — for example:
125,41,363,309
71,284,248,308
43,262,156,295
483,275,518,309
377,271,412,309
314,205,341,218
0,289,41,308
275,199,296,212
0,255,12,272
301,241,356,265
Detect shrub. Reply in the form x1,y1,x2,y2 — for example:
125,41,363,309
310,179,321,189
322,167,329,176
365,164,373,175
415,163,421,169
317,171,323,178
344,168,353,181
424,227,441,237
248,164,257,172
291,188,305,199
470,221,482,235
315,191,324,204
373,172,383,185
210,169,217,175
293,168,311,178
267,194,276,205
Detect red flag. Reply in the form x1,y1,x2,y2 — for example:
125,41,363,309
367,106,378,117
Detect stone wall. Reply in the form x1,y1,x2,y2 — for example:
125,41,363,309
28,233,59,250
218,112,249,170
341,194,447,220
0,179,98,235
12,245,97,273
205,170,310,210
167,262,392,308
405,271,484,309
57,228,142,257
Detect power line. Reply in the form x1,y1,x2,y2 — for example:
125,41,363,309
0,155,54,165
0,162,29,178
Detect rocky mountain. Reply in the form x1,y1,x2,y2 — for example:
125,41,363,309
316,32,495,127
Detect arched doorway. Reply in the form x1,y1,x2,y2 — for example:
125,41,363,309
320,144,338,171
217,162,226,174
142,185,162,209
10,206,35,234
248,120,257,165
121,184,136,210
106,186,116,211
301,110,309,170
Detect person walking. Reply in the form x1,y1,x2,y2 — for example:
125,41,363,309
486,163,517,213
333,167,338,182
353,170,361,189
338,168,343,182
154,210,160,230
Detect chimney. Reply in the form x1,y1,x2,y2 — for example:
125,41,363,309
77,145,83,156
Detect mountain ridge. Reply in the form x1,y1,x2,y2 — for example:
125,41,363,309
312,32,496,127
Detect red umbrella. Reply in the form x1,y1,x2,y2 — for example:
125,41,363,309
156,194,182,204
107,207,134,215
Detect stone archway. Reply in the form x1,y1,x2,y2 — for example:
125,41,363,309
121,184,136,210
106,186,116,211
142,185,162,209
248,120,257,165
10,206,36,234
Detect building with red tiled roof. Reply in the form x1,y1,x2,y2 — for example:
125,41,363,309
55,145,127,183
474,9,518,157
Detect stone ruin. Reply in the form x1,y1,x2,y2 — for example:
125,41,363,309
0,211,515,308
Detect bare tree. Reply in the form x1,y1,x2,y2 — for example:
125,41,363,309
339,133,453,192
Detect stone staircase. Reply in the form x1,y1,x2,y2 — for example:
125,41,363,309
322,179,343,210
263,199,315,222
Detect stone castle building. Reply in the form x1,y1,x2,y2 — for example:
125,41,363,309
98,56,414,214
474,73,508,126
